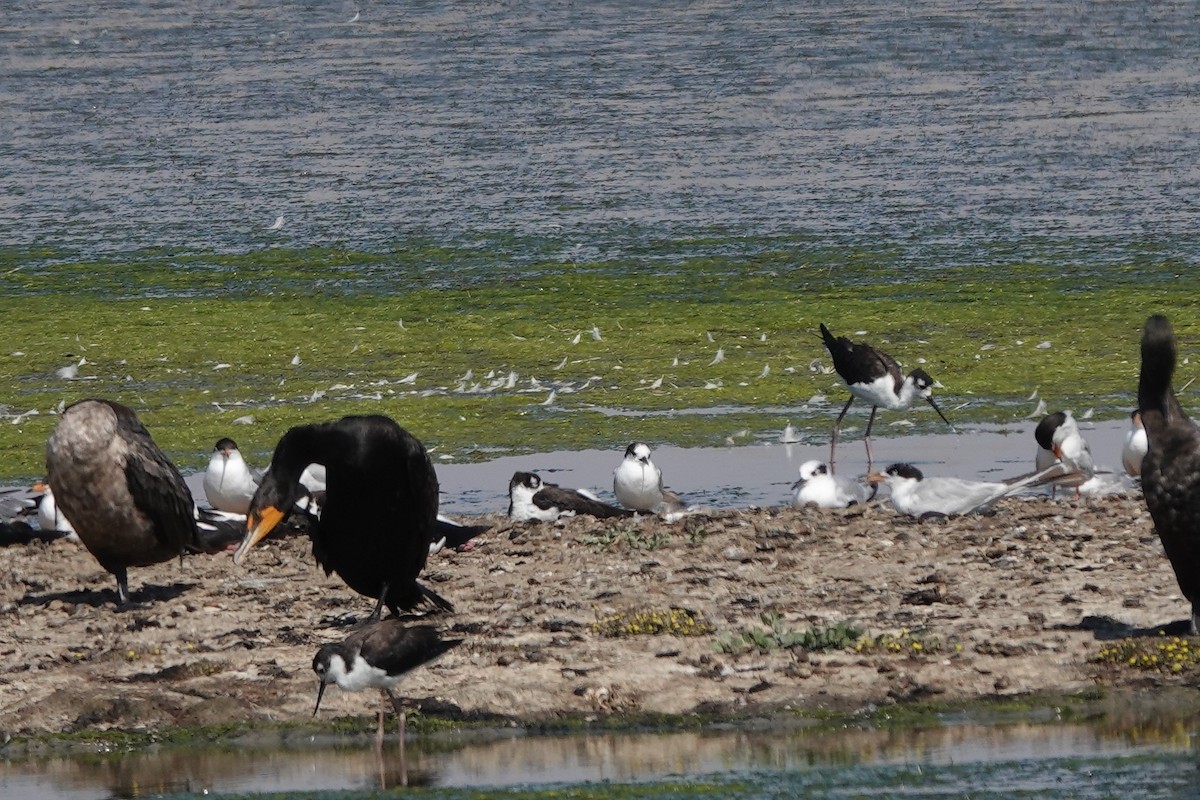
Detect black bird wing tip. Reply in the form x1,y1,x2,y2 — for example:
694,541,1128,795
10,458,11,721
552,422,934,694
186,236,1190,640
419,583,455,612
120,435,200,552
437,637,465,656
434,518,491,548
818,323,844,352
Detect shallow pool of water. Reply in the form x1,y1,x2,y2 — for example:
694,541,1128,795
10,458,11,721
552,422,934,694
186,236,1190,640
6,416,1133,523
2,710,1197,799
430,417,1134,515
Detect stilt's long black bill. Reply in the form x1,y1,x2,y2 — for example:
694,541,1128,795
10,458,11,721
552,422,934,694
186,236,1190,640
928,397,954,430
313,681,328,717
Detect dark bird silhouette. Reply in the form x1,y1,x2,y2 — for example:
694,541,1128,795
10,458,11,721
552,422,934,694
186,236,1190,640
819,323,952,473
45,399,202,605
1137,314,1200,634
234,415,450,618
0,520,67,547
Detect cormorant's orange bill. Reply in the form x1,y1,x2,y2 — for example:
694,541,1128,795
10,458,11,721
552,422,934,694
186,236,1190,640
232,506,285,565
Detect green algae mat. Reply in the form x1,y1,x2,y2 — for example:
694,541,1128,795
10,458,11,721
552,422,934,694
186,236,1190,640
1,245,1196,480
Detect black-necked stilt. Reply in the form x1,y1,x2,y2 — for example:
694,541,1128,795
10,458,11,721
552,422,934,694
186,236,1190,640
868,462,1056,519
203,437,260,515
45,399,204,606
312,620,461,746
1137,314,1200,634
1033,410,1096,495
1122,410,1148,478
508,471,633,522
791,460,871,509
819,324,952,473
233,415,451,619
612,442,686,514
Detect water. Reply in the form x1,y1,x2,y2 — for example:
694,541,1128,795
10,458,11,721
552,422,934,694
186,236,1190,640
430,417,1135,514
2,1,1198,271
167,417,1136,514
2,714,1197,798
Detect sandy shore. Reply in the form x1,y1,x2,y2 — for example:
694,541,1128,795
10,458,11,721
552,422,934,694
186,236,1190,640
0,493,1193,737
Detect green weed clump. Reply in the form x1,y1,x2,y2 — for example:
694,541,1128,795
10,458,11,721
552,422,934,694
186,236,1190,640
854,627,948,656
1092,634,1200,674
580,524,668,552
591,608,714,638
714,612,863,654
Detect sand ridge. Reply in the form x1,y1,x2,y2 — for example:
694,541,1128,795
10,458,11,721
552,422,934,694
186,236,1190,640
0,494,1190,735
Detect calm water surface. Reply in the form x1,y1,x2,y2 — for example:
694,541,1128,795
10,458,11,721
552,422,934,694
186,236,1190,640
430,417,1136,514
1,1,1198,272
2,715,1198,798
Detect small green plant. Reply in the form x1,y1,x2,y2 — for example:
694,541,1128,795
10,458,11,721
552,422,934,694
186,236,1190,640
714,612,863,654
854,627,945,656
580,524,668,552
591,607,714,638
1092,633,1200,674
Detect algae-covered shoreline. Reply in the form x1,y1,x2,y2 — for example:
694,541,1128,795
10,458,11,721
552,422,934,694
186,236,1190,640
1,247,1196,480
